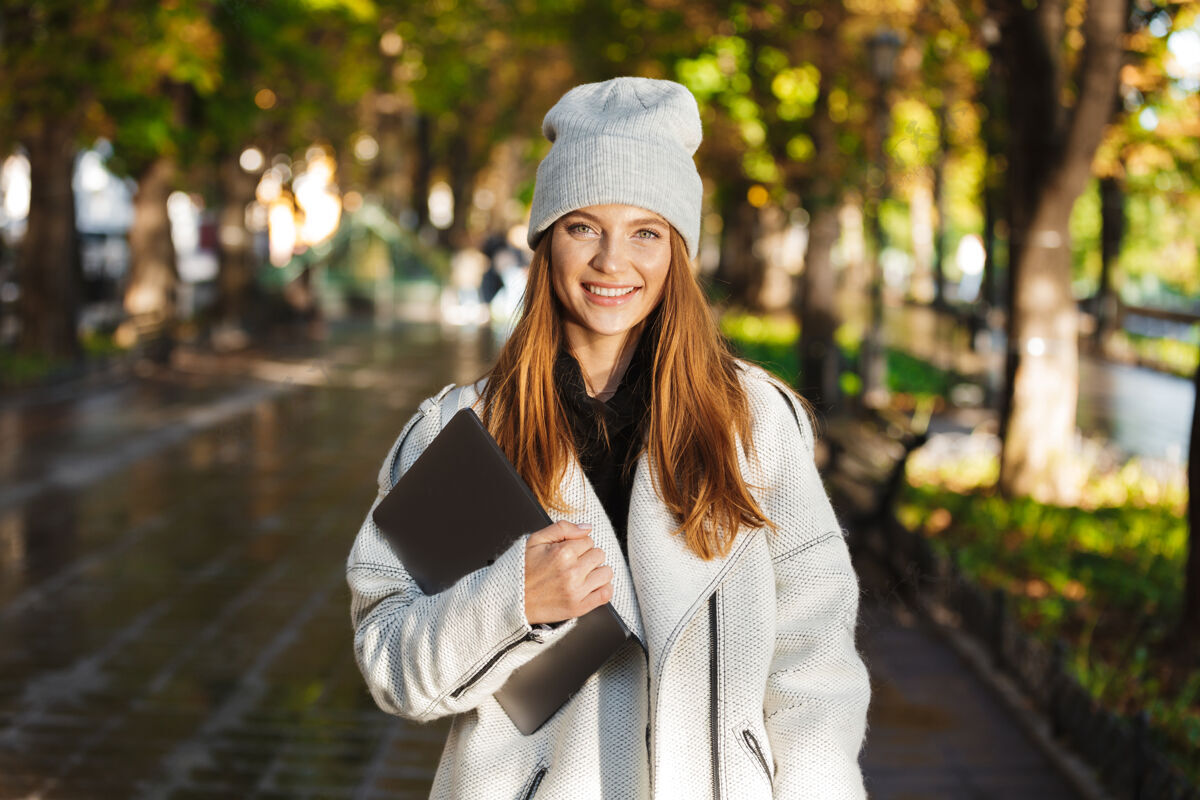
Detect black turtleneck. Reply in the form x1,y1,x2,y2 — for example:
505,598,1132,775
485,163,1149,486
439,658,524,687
553,329,655,557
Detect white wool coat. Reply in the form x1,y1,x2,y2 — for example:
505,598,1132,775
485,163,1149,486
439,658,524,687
347,364,871,799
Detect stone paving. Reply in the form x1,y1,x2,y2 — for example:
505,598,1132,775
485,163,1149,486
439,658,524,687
0,321,1081,799
856,561,1081,799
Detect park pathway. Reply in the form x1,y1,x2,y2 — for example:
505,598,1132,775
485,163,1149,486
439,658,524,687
0,321,1081,799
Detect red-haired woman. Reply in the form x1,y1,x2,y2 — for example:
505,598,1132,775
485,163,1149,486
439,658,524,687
348,77,871,800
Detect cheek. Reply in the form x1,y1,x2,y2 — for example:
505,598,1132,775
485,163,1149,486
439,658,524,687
548,256,572,306
643,257,671,304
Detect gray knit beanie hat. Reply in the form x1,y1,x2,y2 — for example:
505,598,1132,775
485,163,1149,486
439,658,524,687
526,77,704,257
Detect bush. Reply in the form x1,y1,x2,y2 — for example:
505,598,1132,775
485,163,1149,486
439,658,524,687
899,434,1196,778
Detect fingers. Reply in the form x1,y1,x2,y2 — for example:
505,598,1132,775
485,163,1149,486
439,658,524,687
576,546,607,572
577,578,615,616
580,562,613,595
522,523,614,623
528,520,592,546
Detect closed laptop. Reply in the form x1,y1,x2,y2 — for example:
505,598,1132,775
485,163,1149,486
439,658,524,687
372,407,631,734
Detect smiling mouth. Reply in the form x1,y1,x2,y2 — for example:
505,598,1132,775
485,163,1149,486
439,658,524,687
584,284,639,298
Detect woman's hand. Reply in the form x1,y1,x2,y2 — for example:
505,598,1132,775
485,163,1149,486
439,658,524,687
524,521,613,624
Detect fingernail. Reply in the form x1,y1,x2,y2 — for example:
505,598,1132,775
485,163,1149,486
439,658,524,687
577,522,593,529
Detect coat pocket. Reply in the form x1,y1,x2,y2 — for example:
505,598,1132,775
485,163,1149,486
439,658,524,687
450,630,537,699
519,765,547,799
739,727,773,786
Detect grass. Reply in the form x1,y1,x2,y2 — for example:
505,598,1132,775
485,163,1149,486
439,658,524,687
719,310,976,402
0,349,66,387
0,330,129,389
1109,330,1199,378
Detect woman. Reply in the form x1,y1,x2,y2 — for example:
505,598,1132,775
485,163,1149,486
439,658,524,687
348,77,871,800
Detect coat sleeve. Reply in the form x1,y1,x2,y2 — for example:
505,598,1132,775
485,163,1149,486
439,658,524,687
346,397,576,723
755,382,871,799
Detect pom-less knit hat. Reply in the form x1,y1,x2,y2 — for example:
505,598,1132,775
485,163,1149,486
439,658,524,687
526,77,704,257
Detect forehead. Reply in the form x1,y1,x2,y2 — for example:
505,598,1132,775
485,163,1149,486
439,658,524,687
559,204,668,226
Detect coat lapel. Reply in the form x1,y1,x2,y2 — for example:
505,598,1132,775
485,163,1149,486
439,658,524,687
558,458,646,646
626,454,759,684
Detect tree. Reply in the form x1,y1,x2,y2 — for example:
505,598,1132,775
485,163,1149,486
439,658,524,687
0,1,104,360
991,0,1128,503
101,4,222,354
1186,358,1200,638
675,6,865,405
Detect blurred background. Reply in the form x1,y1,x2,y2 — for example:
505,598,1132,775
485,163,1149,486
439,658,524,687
1,1,1198,798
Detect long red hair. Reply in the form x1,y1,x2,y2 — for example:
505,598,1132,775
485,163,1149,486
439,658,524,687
479,224,772,559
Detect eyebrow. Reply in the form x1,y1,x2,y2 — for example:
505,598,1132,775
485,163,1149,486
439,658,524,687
564,210,667,228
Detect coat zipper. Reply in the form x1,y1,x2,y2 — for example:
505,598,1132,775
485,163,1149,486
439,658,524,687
742,729,772,784
522,766,547,799
709,591,721,800
450,631,536,699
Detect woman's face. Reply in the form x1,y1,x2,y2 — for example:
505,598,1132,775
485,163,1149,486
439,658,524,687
549,204,671,350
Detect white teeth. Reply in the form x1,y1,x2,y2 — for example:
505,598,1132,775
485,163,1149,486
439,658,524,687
585,284,637,297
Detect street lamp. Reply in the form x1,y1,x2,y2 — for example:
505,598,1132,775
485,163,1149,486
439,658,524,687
861,29,901,407
868,30,902,84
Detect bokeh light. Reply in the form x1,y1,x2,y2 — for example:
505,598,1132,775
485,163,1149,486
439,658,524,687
239,147,265,173
254,88,277,110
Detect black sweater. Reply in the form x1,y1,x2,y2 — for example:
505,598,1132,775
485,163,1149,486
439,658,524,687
553,332,654,557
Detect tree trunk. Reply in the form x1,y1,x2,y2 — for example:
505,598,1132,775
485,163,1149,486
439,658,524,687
412,113,433,232
1183,360,1200,636
792,45,843,411
216,152,259,329
16,120,82,360
995,0,1126,504
714,182,763,309
980,29,1008,317
797,202,841,410
375,109,408,220
1093,175,1124,348
861,65,893,404
931,97,949,308
909,179,936,304
446,133,476,250
124,156,178,332
1002,201,1082,501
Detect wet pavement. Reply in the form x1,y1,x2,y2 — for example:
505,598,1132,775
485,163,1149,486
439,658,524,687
856,564,1082,800
0,321,1081,799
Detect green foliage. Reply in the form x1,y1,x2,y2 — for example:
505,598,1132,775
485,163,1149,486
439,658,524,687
899,444,1195,778
942,140,987,247
81,330,127,358
1121,191,1200,299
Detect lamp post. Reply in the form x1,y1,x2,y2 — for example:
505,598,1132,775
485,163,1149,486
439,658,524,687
861,29,901,407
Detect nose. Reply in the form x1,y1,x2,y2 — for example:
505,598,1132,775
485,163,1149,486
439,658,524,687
590,233,624,274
